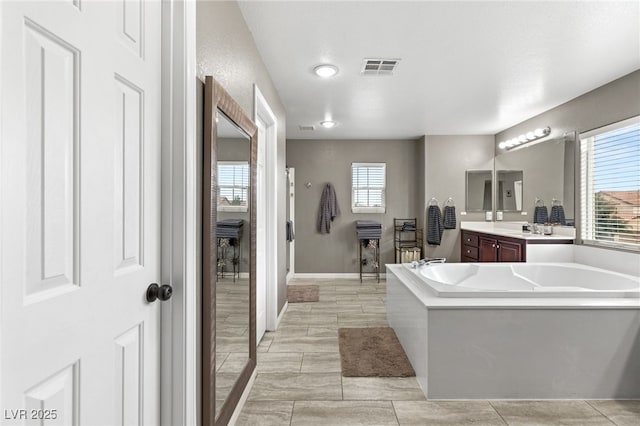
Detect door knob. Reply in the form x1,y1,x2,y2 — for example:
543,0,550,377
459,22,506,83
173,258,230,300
146,283,173,302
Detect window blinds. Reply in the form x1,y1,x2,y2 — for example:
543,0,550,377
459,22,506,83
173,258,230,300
218,162,249,207
580,117,640,249
352,163,386,210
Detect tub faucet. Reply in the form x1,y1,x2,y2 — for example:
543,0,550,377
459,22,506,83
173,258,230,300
422,257,447,265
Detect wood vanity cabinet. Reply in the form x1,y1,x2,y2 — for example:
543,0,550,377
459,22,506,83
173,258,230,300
461,230,525,262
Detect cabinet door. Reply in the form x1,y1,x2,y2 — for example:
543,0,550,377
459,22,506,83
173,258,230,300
498,240,523,262
479,237,498,262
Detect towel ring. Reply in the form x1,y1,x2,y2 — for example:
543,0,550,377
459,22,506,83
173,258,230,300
535,197,545,207
445,197,455,207
428,197,439,206
551,198,562,207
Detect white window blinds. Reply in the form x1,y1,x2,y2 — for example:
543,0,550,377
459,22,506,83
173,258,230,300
580,116,640,250
218,161,249,211
352,163,386,213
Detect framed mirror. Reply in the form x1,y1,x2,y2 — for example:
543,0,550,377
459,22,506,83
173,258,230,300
494,132,576,224
465,170,493,212
203,76,257,426
496,170,524,212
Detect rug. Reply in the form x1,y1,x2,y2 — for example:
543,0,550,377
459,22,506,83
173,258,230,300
287,285,319,303
338,327,415,377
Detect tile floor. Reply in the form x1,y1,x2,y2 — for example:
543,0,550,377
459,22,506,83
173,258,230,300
234,278,640,426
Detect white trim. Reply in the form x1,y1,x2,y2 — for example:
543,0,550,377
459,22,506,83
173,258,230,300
352,206,386,214
286,271,294,283
218,205,248,213
228,369,258,426
294,273,387,280
160,1,198,425
276,301,288,329
253,85,279,332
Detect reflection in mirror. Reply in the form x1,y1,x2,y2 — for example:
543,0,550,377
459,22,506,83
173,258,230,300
466,170,493,212
496,170,523,212
495,132,576,224
215,110,250,418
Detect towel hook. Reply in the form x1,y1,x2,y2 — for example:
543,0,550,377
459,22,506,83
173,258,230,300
428,197,439,206
445,197,455,206
305,182,312,189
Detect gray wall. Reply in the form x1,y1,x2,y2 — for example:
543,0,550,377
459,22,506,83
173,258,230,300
287,139,419,273
495,69,640,232
197,0,288,312
423,135,495,262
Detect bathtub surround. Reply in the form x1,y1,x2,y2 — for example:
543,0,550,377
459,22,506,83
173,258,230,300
387,264,640,399
338,327,415,377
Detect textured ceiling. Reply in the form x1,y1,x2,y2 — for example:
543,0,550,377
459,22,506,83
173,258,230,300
238,1,640,140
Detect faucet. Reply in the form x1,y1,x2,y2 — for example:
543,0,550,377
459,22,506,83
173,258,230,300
409,257,447,268
423,257,446,265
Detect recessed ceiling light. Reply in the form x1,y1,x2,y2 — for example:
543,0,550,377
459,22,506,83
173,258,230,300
314,64,338,78
320,120,336,128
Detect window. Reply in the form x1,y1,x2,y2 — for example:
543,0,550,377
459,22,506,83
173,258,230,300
352,163,386,213
580,116,640,250
217,161,249,212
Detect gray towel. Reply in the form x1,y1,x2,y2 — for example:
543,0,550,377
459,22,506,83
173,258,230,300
533,206,549,224
286,220,295,241
318,183,340,234
426,205,444,245
443,206,456,229
549,205,566,225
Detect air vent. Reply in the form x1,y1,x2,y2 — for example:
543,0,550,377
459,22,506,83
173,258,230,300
361,58,401,75
298,125,315,131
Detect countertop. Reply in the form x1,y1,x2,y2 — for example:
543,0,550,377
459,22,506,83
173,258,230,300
461,221,575,242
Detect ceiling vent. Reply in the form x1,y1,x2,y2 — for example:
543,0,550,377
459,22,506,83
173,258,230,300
361,58,400,75
298,125,316,131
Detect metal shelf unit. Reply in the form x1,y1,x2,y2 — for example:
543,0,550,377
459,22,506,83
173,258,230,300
394,218,423,264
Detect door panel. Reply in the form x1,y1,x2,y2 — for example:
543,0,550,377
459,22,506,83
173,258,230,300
478,237,497,262
498,240,523,262
1,1,162,424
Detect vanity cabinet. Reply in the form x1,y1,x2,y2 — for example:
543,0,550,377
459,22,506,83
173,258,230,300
461,230,525,262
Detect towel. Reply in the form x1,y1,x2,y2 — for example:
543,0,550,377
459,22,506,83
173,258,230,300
533,206,549,224
443,206,456,229
401,221,416,232
549,205,566,225
318,183,340,234
286,220,295,241
426,205,444,245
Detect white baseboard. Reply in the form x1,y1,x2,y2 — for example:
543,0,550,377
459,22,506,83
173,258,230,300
275,301,288,329
228,368,257,426
293,273,387,280
286,271,293,283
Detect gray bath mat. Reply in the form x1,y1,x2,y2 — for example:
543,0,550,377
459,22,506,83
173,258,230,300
287,285,319,303
339,327,415,377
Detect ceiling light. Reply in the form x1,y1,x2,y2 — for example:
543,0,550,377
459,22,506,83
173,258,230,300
320,120,336,128
499,127,551,150
314,64,338,78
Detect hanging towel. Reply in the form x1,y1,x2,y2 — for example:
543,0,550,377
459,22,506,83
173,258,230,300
533,206,549,224
318,183,340,234
426,205,444,245
286,220,295,241
549,205,566,225
443,206,456,229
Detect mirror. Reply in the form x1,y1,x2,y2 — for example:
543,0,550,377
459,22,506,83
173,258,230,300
466,170,493,211
214,111,250,418
496,170,523,212
494,132,576,224
203,76,257,426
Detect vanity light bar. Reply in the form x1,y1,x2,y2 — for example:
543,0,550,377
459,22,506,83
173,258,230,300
498,127,551,150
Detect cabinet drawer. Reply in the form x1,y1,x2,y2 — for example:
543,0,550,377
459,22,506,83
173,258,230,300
462,245,478,260
462,233,479,247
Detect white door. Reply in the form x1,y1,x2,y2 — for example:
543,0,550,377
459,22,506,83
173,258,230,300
288,168,296,279
1,1,163,424
256,120,267,343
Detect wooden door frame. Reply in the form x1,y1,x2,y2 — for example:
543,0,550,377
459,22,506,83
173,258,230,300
160,1,199,425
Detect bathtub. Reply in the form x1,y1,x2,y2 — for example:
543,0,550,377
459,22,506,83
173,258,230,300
413,262,640,298
385,262,640,400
